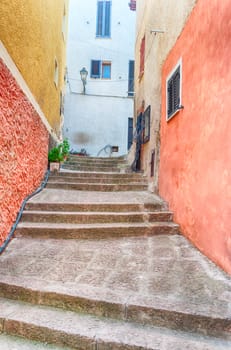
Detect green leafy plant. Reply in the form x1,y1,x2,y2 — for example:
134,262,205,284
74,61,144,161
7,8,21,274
61,138,70,158
48,144,64,162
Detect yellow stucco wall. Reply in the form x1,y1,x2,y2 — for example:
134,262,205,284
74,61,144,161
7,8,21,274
0,0,69,137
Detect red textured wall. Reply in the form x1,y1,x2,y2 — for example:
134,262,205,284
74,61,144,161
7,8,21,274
0,58,49,245
159,0,231,274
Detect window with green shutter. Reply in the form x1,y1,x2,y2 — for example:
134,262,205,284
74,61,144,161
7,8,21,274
166,60,182,121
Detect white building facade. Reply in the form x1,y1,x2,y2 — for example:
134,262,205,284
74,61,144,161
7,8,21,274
64,0,136,157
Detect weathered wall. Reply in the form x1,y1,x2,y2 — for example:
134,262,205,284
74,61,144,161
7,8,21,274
0,58,48,245
135,0,197,191
159,0,231,274
0,0,68,137
64,93,132,156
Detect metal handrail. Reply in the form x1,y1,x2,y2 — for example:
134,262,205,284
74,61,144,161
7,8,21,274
0,169,50,254
97,144,113,157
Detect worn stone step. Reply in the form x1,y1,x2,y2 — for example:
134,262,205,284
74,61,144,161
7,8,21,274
61,164,129,172
53,171,146,179
25,202,164,212
21,210,173,224
0,334,72,350
48,175,146,185
46,181,148,191
65,160,127,167
0,298,231,350
16,221,179,239
0,298,231,349
67,155,126,163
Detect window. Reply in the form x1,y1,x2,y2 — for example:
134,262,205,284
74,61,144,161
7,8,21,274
96,1,111,37
139,36,145,79
54,59,59,87
128,0,136,11
102,61,111,79
91,60,101,78
128,60,134,96
91,60,111,79
143,105,151,143
166,59,182,121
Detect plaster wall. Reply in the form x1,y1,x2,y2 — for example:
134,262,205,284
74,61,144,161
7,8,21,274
0,57,48,245
159,0,231,274
135,0,197,191
64,93,132,156
64,0,135,156
0,0,68,136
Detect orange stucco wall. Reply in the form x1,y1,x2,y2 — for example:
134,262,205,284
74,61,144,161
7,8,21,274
0,58,48,245
159,0,231,274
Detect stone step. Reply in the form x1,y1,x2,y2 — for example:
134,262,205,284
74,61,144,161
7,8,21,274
0,297,231,349
66,160,127,167
0,334,72,350
68,155,126,163
21,210,173,224
46,181,148,191
54,171,146,179
0,299,231,350
25,202,164,212
61,163,130,172
48,175,146,184
16,221,179,239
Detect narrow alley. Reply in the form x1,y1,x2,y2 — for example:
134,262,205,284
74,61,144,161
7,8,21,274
1,0,231,349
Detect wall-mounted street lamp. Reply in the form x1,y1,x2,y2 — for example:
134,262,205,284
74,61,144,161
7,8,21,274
80,67,88,94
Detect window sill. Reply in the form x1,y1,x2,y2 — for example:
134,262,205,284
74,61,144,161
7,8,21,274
95,36,111,39
166,106,183,122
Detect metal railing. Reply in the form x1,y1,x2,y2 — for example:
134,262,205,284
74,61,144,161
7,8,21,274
0,170,50,254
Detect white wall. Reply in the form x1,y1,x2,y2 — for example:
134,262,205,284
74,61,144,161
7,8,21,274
64,0,136,156
64,93,131,156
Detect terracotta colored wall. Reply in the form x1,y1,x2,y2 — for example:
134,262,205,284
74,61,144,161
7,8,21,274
159,0,231,274
0,59,48,245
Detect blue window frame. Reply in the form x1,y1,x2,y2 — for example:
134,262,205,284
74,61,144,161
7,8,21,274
128,60,134,96
96,1,111,37
102,62,111,79
91,60,101,78
91,60,111,79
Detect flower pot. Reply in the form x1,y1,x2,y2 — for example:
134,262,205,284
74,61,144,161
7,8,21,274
49,162,60,172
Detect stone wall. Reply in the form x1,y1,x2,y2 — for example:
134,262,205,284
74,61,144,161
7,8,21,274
0,58,48,245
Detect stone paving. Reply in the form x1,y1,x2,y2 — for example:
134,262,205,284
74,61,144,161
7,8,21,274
27,188,164,205
1,233,231,325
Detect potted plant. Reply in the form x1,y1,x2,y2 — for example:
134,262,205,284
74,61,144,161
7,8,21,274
48,144,64,172
61,138,70,161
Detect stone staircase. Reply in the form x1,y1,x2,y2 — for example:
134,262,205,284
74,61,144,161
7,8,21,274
61,154,130,173
0,156,231,349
